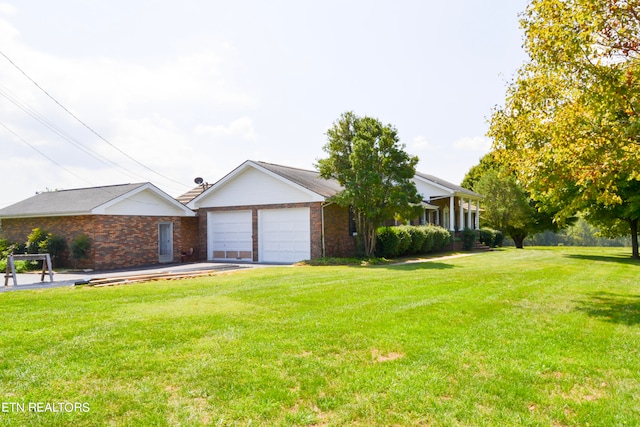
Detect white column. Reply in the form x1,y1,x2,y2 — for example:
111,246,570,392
467,198,472,230
475,200,480,230
458,197,464,231
449,196,455,231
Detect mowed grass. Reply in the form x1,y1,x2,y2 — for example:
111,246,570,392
0,247,639,426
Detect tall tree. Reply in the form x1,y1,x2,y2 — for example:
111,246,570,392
489,0,640,259
463,153,564,248
317,111,421,256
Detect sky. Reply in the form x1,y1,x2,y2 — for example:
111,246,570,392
0,0,529,208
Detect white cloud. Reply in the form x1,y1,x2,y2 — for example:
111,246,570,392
411,135,433,151
452,136,492,152
194,117,257,141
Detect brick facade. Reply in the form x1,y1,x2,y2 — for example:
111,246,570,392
322,203,357,258
1,215,195,271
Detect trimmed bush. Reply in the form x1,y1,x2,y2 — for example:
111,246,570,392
376,225,452,258
376,227,401,258
396,226,412,256
461,228,476,251
429,226,451,252
479,228,496,247
479,228,504,248
407,226,427,254
420,227,434,253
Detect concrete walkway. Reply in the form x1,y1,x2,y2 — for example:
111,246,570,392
1,262,260,293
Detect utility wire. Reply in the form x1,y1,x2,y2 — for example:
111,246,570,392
1,121,184,208
0,120,93,185
0,83,147,182
0,49,191,190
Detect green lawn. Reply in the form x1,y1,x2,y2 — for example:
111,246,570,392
0,247,639,426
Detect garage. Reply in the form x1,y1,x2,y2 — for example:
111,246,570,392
259,207,310,263
208,210,253,261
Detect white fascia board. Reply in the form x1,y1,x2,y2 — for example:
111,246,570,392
412,175,454,196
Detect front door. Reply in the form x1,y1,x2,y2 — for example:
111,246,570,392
158,222,173,263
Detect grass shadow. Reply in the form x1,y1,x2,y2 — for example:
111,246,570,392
371,261,456,271
575,292,640,325
565,253,640,266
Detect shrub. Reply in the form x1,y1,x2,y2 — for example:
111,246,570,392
396,226,412,256
407,226,427,254
479,228,496,247
461,228,477,251
41,234,68,267
493,230,504,247
377,225,453,258
26,228,47,254
71,234,91,268
420,227,434,253
429,226,451,252
376,227,401,258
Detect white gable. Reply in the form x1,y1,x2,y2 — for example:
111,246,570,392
193,165,324,208
96,187,195,216
412,177,453,200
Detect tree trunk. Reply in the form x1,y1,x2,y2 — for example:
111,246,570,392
631,218,639,260
508,228,528,249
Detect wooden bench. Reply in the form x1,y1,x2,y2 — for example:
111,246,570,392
4,254,54,287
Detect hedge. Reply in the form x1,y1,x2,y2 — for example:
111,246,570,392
376,225,451,258
479,227,504,248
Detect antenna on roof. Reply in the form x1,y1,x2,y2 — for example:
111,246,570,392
194,177,208,190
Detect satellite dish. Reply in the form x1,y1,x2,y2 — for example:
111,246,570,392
194,177,204,185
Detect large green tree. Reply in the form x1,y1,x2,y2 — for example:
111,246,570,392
317,111,421,256
489,0,640,259
463,153,563,248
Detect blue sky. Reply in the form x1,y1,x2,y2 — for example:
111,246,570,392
0,1,529,207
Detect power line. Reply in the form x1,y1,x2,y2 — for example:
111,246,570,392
0,83,148,182
0,120,93,185
0,121,185,209
0,49,191,190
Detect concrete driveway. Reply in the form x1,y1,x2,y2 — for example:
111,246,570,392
1,262,259,293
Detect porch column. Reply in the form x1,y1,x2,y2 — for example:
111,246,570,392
458,197,464,231
467,198,472,230
449,195,455,231
475,200,480,230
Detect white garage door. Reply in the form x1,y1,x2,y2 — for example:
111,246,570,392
208,210,253,261
259,208,310,263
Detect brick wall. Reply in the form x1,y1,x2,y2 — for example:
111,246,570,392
1,215,192,271
322,203,356,258
179,216,201,260
1,216,96,269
